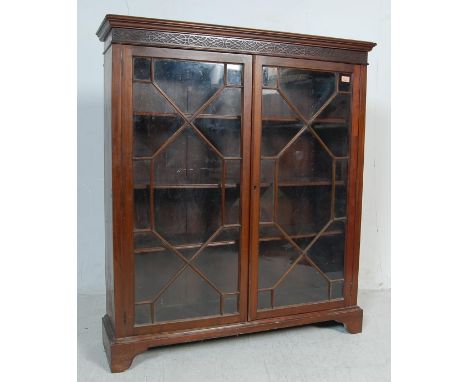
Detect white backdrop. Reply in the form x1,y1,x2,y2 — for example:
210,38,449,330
78,0,390,294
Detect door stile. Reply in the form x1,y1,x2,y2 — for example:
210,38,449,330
248,55,264,321
238,55,253,323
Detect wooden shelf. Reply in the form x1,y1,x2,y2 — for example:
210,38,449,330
260,180,346,188
134,228,343,254
134,183,240,190
262,117,301,122
134,113,346,124
134,239,237,254
280,180,345,187
313,118,347,124
262,117,347,123
260,229,343,243
134,181,345,190
134,112,241,120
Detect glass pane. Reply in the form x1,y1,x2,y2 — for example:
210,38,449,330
135,304,152,325
227,64,242,86
153,188,221,246
260,186,274,223
257,224,330,308
312,94,351,157
156,268,220,322
154,128,222,185
262,89,298,118
193,227,240,294
278,129,333,183
336,159,348,183
277,186,332,237
224,294,239,314
215,228,239,243
133,115,184,158
135,249,185,302
257,290,272,310
258,226,300,290
335,185,347,218
331,280,344,299
134,189,150,229
195,88,241,156
261,120,304,158
202,87,241,116
134,231,163,250
196,119,241,157
335,159,348,218
276,129,333,237
274,259,328,306
260,159,275,185
133,82,177,114
133,159,150,186
279,68,336,120
317,93,351,121
133,57,151,81
259,223,280,239
154,59,224,115
292,237,312,251
260,159,275,222
263,67,278,88
305,221,346,280
226,160,240,185
261,89,303,157
196,117,241,157
312,123,349,157
225,187,240,224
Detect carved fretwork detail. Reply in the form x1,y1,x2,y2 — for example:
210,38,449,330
111,28,368,64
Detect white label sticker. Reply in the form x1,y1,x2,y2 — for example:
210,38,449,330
341,75,350,83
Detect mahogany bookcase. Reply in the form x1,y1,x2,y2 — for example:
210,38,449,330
97,14,375,372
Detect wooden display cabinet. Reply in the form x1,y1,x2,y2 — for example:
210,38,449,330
97,14,375,372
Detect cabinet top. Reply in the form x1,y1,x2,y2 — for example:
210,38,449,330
97,14,376,64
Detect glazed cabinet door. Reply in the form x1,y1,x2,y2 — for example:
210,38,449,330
250,56,360,320
120,46,252,334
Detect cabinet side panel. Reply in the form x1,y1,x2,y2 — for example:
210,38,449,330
350,64,368,305
104,46,115,323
